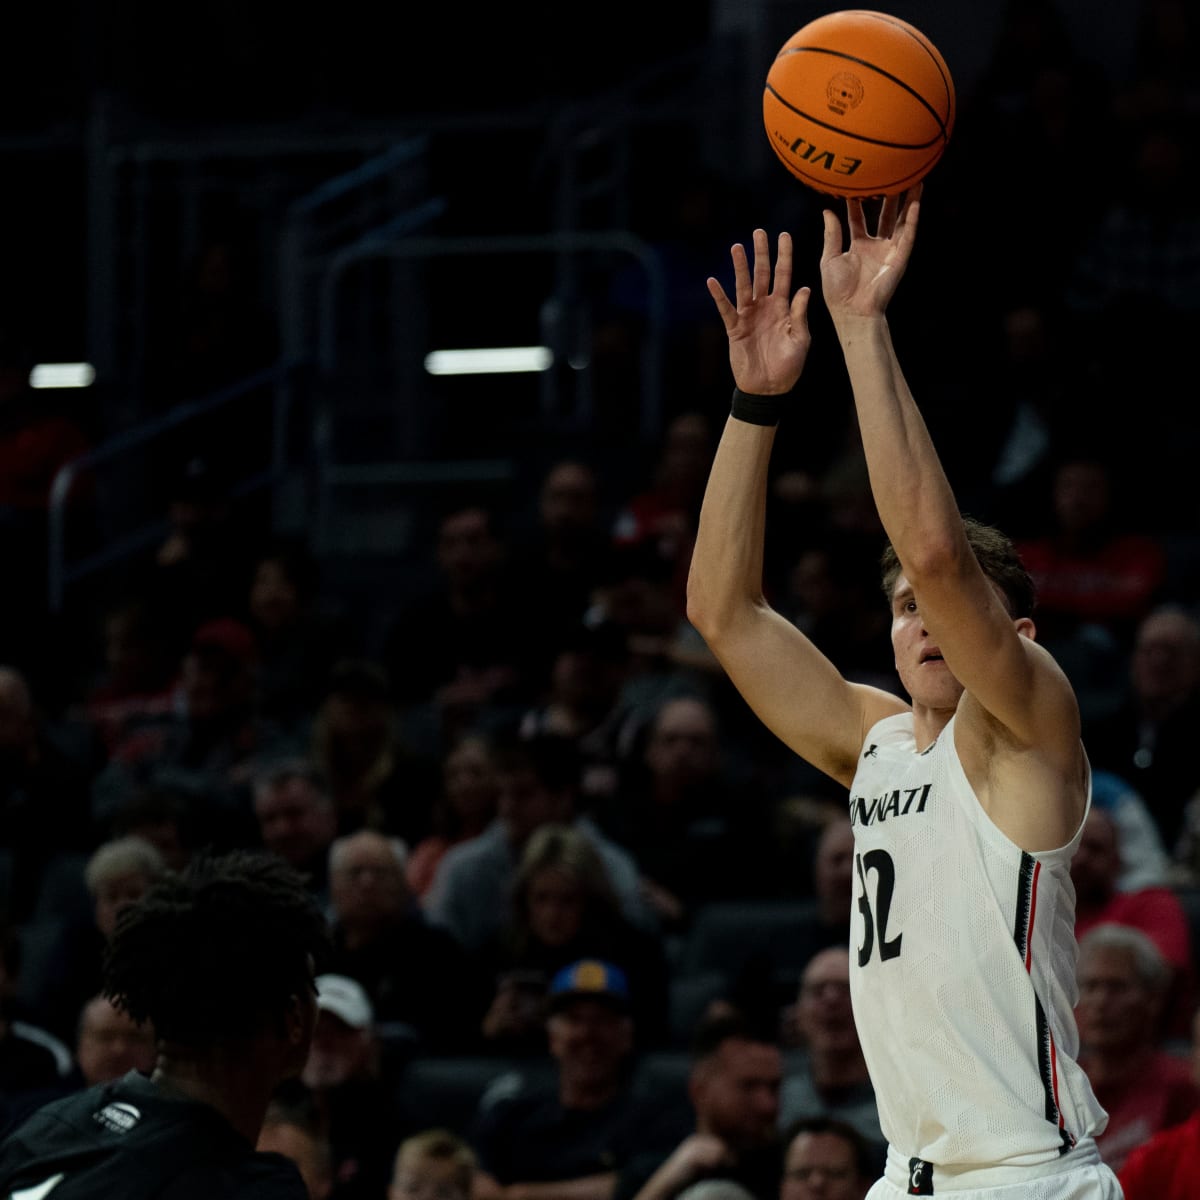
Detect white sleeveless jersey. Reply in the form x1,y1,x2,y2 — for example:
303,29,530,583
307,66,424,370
847,712,1108,1170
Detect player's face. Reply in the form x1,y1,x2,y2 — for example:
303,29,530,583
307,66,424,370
889,576,964,709
781,1131,865,1200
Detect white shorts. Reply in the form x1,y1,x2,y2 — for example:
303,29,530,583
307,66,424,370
866,1140,1123,1199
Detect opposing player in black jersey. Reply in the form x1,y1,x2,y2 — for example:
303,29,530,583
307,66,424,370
0,850,331,1199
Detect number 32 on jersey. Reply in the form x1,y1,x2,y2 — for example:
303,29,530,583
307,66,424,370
856,849,903,966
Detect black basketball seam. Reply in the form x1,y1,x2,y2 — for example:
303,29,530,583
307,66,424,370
764,82,944,151
837,9,954,117
770,46,950,140
767,135,941,196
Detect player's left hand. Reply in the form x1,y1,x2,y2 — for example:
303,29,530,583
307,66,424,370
707,229,812,397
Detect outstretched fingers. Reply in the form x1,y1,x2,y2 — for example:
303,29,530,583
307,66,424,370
751,228,772,301
790,284,812,325
897,185,922,241
846,198,869,243
706,275,737,331
771,231,793,297
731,240,752,310
820,208,844,263
878,192,902,239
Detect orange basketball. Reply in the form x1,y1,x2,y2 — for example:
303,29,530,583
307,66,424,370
763,9,955,198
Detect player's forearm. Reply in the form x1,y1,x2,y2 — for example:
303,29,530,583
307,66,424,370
686,414,776,641
836,313,963,573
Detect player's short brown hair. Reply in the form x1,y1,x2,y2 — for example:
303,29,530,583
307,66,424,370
880,516,1035,619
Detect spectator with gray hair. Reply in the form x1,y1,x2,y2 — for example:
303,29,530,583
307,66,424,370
36,835,169,1042
85,835,170,941
1072,804,1194,1038
1076,923,1200,1172
325,829,484,1052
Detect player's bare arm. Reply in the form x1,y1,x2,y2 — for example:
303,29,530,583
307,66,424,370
687,229,907,788
822,188,1086,848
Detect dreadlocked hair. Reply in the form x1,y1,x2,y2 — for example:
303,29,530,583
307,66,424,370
103,849,331,1047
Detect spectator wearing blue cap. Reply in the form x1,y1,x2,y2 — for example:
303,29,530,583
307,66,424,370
469,959,665,1200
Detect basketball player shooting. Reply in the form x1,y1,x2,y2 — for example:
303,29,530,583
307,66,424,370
686,187,1124,1200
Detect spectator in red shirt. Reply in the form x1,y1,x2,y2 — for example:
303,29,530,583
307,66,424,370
1015,452,1167,650
1072,804,1194,1037
1118,1005,1200,1200
1076,923,1200,1173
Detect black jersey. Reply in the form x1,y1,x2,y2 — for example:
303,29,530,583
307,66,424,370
0,1071,306,1199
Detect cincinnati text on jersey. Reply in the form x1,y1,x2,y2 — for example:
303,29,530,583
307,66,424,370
848,783,932,826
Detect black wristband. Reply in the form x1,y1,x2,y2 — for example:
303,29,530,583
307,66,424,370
730,387,786,427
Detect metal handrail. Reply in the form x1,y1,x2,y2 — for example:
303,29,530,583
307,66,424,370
47,361,300,612
315,230,667,440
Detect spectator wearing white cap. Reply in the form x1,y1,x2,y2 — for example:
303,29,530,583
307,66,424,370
300,973,396,1200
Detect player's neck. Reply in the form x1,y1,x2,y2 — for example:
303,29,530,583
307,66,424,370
910,701,954,753
152,1046,278,1143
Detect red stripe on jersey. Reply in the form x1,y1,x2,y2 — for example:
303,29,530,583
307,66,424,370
1024,858,1071,1142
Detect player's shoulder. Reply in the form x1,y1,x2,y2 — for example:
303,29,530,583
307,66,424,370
1,1076,124,1147
860,708,915,750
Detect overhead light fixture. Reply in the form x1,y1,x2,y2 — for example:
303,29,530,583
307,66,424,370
30,363,96,389
424,347,553,376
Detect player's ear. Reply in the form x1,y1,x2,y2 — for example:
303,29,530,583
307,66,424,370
1015,616,1036,642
